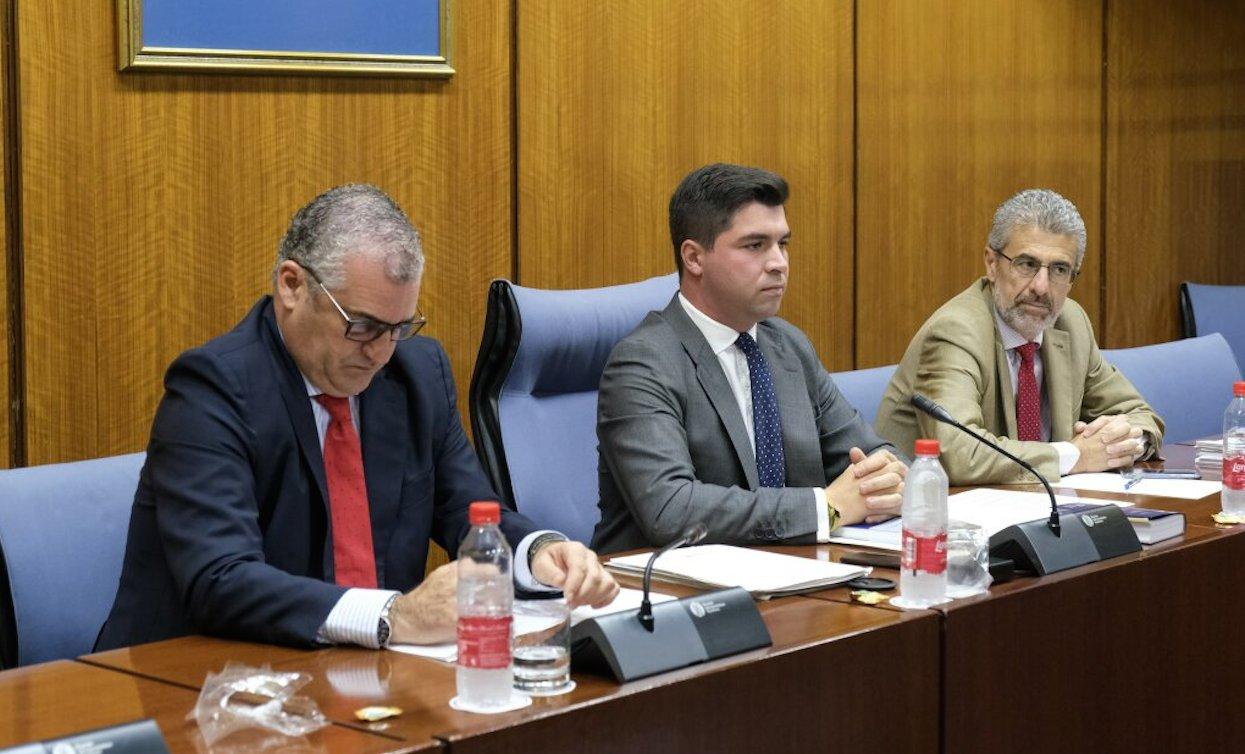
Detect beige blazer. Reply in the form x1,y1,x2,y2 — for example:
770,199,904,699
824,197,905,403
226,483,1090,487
875,279,1164,485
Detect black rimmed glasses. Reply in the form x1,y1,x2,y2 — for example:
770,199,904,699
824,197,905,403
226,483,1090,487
297,262,426,342
991,248,1078,286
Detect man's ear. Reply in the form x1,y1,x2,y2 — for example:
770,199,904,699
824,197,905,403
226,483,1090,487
681,239,708,277
983,245,998,283
274,260,307,309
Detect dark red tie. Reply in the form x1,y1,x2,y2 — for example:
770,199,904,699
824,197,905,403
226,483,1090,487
316,394,378,588
1015,342,1042,442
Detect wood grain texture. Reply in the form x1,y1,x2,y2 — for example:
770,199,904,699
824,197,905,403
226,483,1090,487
0,8,8,469
17,0,511,465
856,0,1104,367
1105,0,1245,348
516,1,856,369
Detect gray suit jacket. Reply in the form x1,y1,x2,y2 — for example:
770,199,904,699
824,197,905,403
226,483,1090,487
592,295,895,554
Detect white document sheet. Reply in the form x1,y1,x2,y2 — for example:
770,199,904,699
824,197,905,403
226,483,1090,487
387,587,675,663
607,544,868,597
1054,472,1222,500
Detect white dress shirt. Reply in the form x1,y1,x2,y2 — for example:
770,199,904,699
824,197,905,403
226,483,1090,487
992,310,1080,475
677,294,833,541
306,376,556,648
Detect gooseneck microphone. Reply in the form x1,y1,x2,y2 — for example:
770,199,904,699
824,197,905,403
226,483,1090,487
638,523,708,632
911,393,1061,537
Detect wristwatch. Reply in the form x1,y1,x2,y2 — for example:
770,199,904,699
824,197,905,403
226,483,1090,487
826,497,841,530
377,593,399,648
527,532,566,570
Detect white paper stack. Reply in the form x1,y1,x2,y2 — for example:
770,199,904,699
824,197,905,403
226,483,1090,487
607,544,869,599
1195,438,1223,481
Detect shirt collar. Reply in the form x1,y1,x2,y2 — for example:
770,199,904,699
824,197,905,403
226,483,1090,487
678,292,759,355
992,306,1043,351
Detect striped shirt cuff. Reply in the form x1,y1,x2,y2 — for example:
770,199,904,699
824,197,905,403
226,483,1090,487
515,530,563,592
319,588,401,649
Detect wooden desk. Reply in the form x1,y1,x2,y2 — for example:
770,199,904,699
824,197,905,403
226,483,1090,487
786,472,1244,754
0,660,405,753
83,597,940,753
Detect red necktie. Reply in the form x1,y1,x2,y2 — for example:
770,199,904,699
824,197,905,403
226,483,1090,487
315,395,378,588
1015,342,1042,442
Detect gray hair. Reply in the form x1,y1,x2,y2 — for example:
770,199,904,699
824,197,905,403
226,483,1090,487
987,188,1087,267
274,184,424,291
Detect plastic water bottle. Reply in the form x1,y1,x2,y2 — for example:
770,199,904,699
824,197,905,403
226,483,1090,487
896,439,949,608
1223,381,1245,515
456,501,514,708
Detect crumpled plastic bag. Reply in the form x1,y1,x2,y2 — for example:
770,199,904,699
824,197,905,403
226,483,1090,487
190,662,329,746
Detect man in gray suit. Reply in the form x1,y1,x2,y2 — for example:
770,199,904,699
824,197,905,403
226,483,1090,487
592,163,906,554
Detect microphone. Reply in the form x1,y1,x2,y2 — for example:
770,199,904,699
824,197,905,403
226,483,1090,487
910,393,1061,537
638,523,708,632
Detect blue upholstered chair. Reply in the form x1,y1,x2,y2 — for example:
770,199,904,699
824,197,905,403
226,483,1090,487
470,274,679,544
1101,334,1242,443
829,364,898,427
1180,282,1245,372
0,452,144,667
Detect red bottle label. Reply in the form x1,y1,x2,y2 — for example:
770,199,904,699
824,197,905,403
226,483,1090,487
457,615,512,669
1225,455,1245,491
901,529,947,575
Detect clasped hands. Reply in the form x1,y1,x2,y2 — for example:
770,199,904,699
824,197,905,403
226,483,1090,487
826,447,908,526
1069,415,1145,473
389,540,618,644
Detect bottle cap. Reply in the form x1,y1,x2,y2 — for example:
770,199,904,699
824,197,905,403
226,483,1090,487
914,439,940,456
468,501,501,525
1235,381,1245,397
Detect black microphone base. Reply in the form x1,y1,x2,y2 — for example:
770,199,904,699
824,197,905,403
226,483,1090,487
989,504,1141,575
570,587,771,683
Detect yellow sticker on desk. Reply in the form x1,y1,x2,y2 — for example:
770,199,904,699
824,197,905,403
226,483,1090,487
1212,512,1245,525
355,706,403,722
851,590,889,605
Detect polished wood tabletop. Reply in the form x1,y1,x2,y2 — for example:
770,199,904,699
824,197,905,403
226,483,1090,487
0,660,409,753
82,595,940,753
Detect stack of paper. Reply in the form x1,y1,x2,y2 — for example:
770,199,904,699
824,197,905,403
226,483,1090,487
1195,438,1223,481
607,544,869,599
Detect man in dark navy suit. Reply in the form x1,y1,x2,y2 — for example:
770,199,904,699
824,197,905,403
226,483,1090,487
97,184,617,650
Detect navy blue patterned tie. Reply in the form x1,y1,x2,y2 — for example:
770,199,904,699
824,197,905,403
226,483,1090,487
735,332,786,487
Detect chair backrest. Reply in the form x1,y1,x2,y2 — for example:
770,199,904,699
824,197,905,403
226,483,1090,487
829,364,898,427
0,452,144,667
470,274,679,543
1179,282,1245,372
1101,333,1242,443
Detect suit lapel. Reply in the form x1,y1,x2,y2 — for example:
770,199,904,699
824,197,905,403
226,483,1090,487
358,370,406,584
1041,328,1073,441
995,337,1020,441
758,329,816,479
262,305,330,510
662,297,759,488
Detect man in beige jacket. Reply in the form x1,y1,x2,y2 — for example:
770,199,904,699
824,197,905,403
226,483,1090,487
875,189,1164,485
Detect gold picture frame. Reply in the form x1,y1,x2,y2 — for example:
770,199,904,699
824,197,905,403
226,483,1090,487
116,1,454,78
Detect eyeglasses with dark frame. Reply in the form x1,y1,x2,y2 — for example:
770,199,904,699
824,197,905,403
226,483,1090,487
296,262,427,342
991,248,1078,286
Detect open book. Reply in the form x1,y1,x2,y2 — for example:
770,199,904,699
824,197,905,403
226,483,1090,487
607,544,869,599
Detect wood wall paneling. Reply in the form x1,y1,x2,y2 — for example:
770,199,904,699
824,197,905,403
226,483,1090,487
856,0,1105,368
517,1,856,370
0,6,8,469
1105,0,1245,348
17,0,512,465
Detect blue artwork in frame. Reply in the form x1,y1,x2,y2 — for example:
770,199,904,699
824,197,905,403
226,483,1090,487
116,0,453,78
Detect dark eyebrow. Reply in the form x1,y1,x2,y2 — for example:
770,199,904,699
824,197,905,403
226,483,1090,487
739,232,791,244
